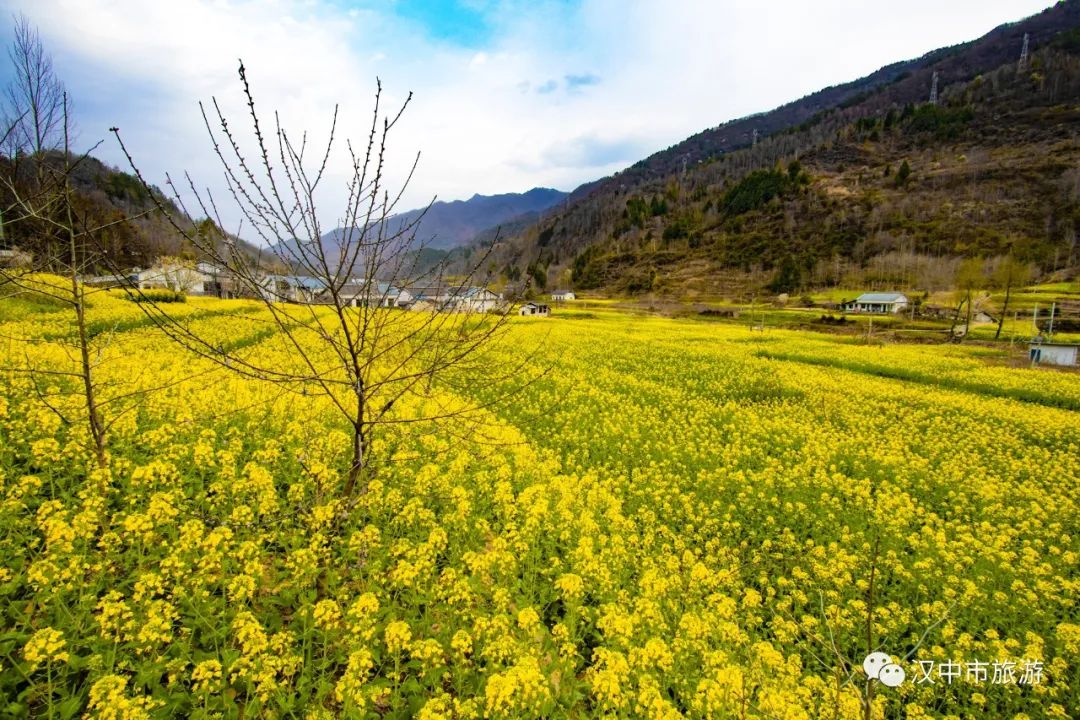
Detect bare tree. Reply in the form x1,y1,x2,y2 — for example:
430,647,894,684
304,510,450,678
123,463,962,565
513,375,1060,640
0,22,162,469
111,62,537,502
951,257,985,341
0,91,157,468
992,254,1031,340
3,13,67,156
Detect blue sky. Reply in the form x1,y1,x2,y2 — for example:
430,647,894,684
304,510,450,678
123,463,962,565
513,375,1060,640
0,0,1057,233
379,0,502,45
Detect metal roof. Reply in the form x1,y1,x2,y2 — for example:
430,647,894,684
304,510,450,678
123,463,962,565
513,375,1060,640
854,292,908,303
263,275,324,290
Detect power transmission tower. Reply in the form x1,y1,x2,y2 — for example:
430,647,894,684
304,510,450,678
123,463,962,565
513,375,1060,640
752,128,758,147
1018,32,1030,71
929,71,939,105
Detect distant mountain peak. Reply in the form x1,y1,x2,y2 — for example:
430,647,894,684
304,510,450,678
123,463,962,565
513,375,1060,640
320,187,568,252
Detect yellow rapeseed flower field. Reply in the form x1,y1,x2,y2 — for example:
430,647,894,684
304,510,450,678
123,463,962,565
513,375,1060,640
1,285,1077,718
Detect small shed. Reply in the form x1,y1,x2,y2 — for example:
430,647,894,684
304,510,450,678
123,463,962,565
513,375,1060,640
1029,341,1079,367
519,302,550,317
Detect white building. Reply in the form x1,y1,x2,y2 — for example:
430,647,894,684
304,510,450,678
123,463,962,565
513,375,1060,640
551,290,576,302
843,292,909,315
445,287,501,313
130,262,214,294
1029,341,1078,367
259,275,323,303
322,281,411,308
519,302,550,317
401,284,500,313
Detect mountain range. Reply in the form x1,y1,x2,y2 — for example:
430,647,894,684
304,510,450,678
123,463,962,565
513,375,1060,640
473,0,1080,296
7,1,1079,298
317,187,567,253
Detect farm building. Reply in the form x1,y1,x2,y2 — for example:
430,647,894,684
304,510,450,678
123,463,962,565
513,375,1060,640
843,292,909,315
124,262,216,294
446,287,501,313
551,290,575,301
318,281,411,308
401,284,501,313
259,275,324,303
1029,341,1079,367
519,302,549,317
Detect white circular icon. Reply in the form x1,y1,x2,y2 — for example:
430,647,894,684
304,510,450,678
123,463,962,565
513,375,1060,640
862,651,892,680
878,663,906,687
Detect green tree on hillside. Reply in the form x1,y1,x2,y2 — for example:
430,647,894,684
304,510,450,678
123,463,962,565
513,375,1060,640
993,255,1031,339
953,257,986,340
895,160,911,188
768,256,802,294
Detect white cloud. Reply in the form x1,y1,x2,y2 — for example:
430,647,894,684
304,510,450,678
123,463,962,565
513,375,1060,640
0,0,1054,239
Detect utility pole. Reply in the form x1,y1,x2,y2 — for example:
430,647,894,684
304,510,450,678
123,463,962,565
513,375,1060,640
1048,302,1056,337
929,71,939,105
1018,33,1030,72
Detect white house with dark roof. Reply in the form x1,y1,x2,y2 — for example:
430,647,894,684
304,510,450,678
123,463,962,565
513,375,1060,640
519,302,549,317
445,287,501,313
258,275,324,303
842,292,910,315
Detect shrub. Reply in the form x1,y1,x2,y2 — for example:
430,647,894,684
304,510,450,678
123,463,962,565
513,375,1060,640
128,288,186,303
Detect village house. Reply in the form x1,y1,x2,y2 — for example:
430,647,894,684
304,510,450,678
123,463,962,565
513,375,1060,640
402,284,501,313
446,287,501,313
125,263,211,293
551,290,575,302
519,302,550,317
81,261,238,297
408,297,440,312
401,283,449,311
317,281,411,308
259,274,323,303
842,292,910,315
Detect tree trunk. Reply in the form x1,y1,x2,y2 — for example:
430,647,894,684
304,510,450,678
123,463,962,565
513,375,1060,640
64,94,106,469
343,382,366,500
995,275,1012,340
863,536,880,720
963,289,974,342
949,299,964,338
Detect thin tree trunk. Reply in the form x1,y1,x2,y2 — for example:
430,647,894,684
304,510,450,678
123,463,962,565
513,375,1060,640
995,274,1012,340
71,268,106,468
344,384,366,499
862,536,880,720
63,93,106,468
949,299,964,338
964,288,974,341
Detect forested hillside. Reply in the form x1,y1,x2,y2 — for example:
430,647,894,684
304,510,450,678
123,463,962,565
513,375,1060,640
484,3,1080,296
0,151,228,271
